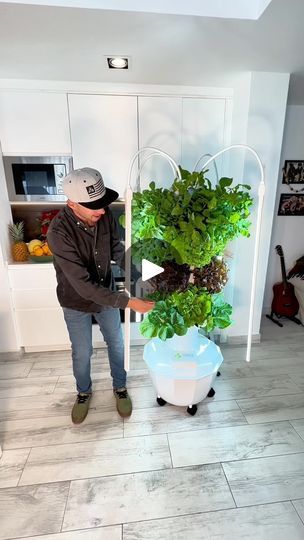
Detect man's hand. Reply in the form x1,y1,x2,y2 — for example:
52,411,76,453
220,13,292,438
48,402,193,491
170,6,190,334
127,298,155,313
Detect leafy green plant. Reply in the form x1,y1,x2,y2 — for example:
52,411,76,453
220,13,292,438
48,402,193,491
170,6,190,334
121,169,253,267
203,293,233,333
140,302,188,341
120,166,252,340
140,287,232,340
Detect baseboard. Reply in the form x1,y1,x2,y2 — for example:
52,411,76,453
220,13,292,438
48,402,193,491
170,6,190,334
23,338,149,353
23,344,71,353
14,334,261,354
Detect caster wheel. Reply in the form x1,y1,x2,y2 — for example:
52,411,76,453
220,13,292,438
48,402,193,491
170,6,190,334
187,404,198,416
217,371,221,377
156,397,167,406
207,387,215,398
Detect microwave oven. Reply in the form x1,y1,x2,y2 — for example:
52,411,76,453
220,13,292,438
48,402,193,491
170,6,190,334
3,156,73,202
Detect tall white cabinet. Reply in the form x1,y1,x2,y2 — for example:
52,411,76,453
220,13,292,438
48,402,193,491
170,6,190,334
68,94,229,194
182,97,228,180
68,94,138,198
137,96,228,188
138,96,182,189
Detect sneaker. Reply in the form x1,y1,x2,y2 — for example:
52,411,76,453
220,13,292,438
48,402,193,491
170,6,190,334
71,393,92,424
113,387,132,418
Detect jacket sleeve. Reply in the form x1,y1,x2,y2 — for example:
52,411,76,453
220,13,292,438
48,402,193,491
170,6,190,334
47,228,130,309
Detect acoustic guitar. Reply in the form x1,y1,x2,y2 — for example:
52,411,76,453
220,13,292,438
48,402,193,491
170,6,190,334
269,245,299,322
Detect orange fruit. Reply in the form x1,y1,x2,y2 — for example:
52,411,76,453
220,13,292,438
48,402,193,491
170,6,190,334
33,247,44,256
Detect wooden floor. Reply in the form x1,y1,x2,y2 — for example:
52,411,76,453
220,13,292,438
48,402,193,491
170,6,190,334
1,317,304,539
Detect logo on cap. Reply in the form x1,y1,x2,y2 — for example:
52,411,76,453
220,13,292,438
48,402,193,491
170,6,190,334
86,185,96,195
85,178,104,199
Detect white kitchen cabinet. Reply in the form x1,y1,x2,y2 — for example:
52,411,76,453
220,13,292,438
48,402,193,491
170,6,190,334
137,96,182,189
137,96,229,188
9,264,58,290
68,94,138,198
181,97,228,182
0,91,71,155
14,308,70,349
8,263,144,351
8,264,70,350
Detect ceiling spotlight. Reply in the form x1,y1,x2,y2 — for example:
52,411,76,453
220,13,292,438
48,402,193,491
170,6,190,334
107,57,129,69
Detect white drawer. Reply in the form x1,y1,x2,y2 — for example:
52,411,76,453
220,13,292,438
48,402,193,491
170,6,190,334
12,288,60,309
8,264,57,290
15,308,70,347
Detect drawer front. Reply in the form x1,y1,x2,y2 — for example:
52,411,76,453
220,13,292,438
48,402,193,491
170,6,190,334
9,265,57,290
15,308,70,347
12,289,60,309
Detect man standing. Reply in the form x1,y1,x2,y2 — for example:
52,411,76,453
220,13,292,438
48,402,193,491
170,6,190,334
47,167,154,424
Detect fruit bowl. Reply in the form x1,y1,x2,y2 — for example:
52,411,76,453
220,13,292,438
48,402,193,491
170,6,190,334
29,255,53,263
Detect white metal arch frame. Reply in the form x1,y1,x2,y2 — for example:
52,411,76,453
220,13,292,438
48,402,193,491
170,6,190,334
123,144,265,370
194,144,265,363
124,147,181,371
193,152,219,182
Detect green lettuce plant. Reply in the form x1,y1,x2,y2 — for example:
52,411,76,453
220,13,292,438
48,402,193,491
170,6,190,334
122,168,252,267
120,166,253,340
140,287,232,340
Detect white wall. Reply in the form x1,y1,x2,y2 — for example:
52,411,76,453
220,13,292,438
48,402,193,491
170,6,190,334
226,72,290,339
264,105,304,311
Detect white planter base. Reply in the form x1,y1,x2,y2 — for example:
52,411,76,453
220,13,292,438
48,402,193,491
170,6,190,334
143,326,223,410
149,370,218,407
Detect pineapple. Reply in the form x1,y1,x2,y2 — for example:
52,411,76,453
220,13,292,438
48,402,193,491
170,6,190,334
9,221,29,262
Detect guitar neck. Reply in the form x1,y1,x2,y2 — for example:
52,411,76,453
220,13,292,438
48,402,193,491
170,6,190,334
280,254,288,285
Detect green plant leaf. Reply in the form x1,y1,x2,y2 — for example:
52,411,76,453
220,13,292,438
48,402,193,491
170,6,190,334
140,317,158,338
174,324,188,336
158,325,174,341
210,294,233,329
219,177,233,188
171,205,183,216
119,214,125,227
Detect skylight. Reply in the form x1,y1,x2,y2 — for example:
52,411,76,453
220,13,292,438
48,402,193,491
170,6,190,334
1,0,273,20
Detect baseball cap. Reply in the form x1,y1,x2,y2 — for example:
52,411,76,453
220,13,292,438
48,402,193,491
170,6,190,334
63,167,119,209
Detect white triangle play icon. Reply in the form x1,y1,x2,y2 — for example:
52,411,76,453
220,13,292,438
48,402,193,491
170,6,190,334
142,259,164,281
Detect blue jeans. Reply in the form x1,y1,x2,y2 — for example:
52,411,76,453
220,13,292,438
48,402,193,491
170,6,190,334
63,306,126,393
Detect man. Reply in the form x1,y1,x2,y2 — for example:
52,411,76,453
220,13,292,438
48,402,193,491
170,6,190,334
47,167,154,424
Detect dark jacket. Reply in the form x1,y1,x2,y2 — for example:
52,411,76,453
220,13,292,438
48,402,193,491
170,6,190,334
47,205,130,312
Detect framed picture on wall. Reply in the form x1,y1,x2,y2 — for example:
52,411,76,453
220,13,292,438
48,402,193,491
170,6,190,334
278,193,304,216
282,160,304,184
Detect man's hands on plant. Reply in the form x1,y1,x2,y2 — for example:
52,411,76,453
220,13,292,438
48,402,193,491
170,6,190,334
127,298,155,313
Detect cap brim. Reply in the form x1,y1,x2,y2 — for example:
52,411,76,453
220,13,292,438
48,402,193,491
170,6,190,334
79,188,119,210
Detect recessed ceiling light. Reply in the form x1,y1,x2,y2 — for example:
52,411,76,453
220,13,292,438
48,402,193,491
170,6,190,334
107,57,129,69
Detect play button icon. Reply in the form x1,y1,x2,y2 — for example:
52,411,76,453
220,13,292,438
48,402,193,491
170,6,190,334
142,259,164,281
121,238,183,296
